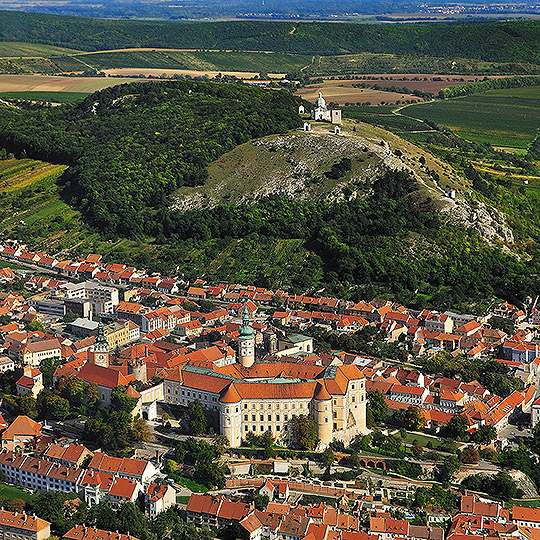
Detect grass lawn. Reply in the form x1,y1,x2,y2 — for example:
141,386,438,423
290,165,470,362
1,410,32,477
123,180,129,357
0,482,34,503
176,476,208,493
398,431,440,448
176,495,190,504
403,86,540,149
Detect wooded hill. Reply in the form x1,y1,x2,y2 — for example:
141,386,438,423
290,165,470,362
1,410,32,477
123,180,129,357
0,80,302,237
0,78,538,308
3,11,540,62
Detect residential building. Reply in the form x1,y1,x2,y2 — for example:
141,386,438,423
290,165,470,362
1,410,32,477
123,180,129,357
64,525,139,540
1,415,42,451
20,338,61,367
0,510,50,540
145,483,176,518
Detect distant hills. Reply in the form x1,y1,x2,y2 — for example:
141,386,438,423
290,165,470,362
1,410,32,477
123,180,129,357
3,11,540,62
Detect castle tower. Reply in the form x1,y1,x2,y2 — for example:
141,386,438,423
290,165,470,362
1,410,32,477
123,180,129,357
238,305,255,368
263,330,278,354
314,382,332,445
92,321,109,367
129,358,147,383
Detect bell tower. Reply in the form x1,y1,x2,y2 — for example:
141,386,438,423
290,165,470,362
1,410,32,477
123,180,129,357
92,321,109,367
238,305,255,368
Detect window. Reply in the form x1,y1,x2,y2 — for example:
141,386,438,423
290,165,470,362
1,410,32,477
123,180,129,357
252,414,256,421
244,404,248,409
333,412,337,418
244,415,248,421
260,426,265,431
325,417,329,423
245,425,248,431
352,396,355,403
284,414,288,421
276,425,280,431
276,415,280,421
268,414,272,421
351,384,355,389
260,414,264,421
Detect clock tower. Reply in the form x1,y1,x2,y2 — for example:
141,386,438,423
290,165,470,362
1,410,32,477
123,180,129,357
92,321,109,367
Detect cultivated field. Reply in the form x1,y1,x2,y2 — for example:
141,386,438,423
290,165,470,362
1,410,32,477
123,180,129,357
75,50,310,74
0,41,82,57
0,91,88,103
103,68,264,79
0,74,148,94
321,75,505,94
403,85,540,148
296,81,423,105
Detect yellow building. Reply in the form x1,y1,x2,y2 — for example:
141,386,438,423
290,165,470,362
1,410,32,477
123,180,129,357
162,362,367,448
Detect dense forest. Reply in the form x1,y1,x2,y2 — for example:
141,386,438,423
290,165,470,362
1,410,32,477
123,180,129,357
3,11,540,61
0,80,302,237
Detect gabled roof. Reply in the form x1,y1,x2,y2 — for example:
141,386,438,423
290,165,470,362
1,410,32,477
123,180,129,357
78,363,130,389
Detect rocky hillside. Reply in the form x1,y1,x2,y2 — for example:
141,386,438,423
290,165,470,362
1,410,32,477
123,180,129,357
173,120,515,245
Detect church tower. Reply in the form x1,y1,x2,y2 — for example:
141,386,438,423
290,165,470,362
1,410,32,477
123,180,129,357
92,321,109,367
238,305,255,368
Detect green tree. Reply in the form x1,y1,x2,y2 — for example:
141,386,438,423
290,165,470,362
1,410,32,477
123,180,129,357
290,414,318,450
403,406,426,431
89,501,118,532
435,455,461,483
252,493,269,511
460,446,480,464
187,400,207,435
473,425,497,445
320,447,336,467
63,311,77,324
130,417,151,442
111,386,138,415
18,394,38,419
37,390,70,420
412,440,424,458
446,414,469,440
368,390,388,425
56,375,84,408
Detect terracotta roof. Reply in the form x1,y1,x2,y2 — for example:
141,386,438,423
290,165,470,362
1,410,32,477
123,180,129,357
220,383,242,403
2,415,42,441
514,506,540,522
65,525,138,540
0,510,50,532
108,477,139,499
78,363,130,389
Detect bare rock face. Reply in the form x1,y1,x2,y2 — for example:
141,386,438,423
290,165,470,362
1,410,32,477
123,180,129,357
509,469,539,498
440,198,514,244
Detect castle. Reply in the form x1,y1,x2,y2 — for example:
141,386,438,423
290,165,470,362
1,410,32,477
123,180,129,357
161,305,367,448
311,92,342,124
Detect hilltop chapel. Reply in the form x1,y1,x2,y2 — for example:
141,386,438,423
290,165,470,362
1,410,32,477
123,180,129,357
311,92,342,124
